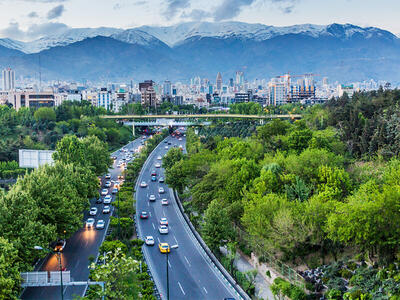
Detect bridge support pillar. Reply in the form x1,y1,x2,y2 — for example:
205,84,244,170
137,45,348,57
260,119,265,125
132,121,135,137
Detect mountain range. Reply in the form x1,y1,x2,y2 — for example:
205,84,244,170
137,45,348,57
0,21,399,83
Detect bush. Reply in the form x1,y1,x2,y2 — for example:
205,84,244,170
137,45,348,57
326,289,342,299
99,240,128,254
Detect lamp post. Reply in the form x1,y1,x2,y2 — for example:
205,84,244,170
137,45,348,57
34,245,64,300
117,188,120,240
166,244,178,300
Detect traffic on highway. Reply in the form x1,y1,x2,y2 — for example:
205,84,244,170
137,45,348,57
21,138,143,300
136,133,239,299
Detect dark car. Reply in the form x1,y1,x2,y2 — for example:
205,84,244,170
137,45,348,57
140,211,149,219
151,176,157,182
96,197,102,204
54,239,66,252
151,170,157,176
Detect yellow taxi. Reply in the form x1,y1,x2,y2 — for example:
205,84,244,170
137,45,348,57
159,243,170,253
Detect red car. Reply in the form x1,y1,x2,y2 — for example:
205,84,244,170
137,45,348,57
151,170,157,176
140,211,149,219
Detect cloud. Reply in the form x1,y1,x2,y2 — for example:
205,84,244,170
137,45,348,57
28,11,39,18
47,4,65,19
213,0,256,21
181,9,211,21
163,0,191,18
0,21,69,40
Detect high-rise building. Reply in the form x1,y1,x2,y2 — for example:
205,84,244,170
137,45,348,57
268,78,287,106
98,88,111,110
2,68,15,91
216,72,222,91
141,86,159,108
163,80,171,96
235,71,244,86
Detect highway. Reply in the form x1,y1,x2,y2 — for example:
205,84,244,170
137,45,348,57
21,138,143,300
136,135,239,300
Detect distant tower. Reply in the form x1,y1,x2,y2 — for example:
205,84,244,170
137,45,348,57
216,72,222,91
2,67,15,91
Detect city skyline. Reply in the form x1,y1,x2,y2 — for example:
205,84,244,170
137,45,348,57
0,0,400,41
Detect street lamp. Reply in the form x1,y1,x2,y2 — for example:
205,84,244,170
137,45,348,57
166,244,178,300
34,245,64,300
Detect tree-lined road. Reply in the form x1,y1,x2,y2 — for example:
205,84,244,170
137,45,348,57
21,138,143,300
136,135,239,299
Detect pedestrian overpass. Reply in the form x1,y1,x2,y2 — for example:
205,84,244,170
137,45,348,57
101,113,301,135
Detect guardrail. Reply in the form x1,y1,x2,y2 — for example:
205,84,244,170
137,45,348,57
173,190,251,300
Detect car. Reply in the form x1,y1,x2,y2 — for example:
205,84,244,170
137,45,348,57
112,188,118,194
145,236,155,246
103,195,112,204
155,163,161,168
104,181,111,188
159,242,170,253
101,189,108,196
151,170,157,176
165,146,169,150
168,142,171,145
161,198,168,205
164,140,168,143
118,175,124,180
86,218,95,228
179,138,183,141
103,206,111,214
151,176,157,182
157,155,162,160
158,187,165,194
140,181,147,188
89,207,98,216
105,174,111,179
111,156,117,160
160,217,168,226
159,225,169,234
96,197,102,204
96,220,105,229
54,239,66,252
140,211,149,219
149,194,156,202
159,177,165,183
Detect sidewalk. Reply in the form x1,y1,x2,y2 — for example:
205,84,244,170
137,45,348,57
221,248,275,300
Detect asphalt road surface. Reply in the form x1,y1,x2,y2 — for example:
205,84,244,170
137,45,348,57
21,138,143,300
136,135,239,300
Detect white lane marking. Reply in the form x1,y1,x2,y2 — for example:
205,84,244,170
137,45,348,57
149,211,152,217
173,235,178,244
168,259,171,268
147,201,149,207
163,210,166,217
178,282,185,295
157,237,160,243
152,223,155,230
203,287,208,294
184,256,191,267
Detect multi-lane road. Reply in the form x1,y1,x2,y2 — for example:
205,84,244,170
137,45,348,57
136,135,239,300
21,138,143,300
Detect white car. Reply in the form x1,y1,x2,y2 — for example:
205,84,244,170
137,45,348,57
103,195,112,204
159,177,165,183
101,189,108,196
140,181,147,188
158,187,165,194
157,156,162,160
165,146,168,150
179,138,183,141
86,218,95,227
160,217,168,226
145,236,155,246
149,194,156,202
161,199,168,205
159,225,169,234
155,163,161,168
103,206,111,214
89,207,98,216
96,220,105,229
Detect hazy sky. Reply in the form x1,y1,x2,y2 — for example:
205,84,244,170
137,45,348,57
0,0,399,41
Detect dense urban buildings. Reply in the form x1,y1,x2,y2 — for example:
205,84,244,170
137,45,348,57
0,68,394,111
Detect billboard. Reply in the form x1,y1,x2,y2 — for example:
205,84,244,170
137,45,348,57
19,149,55,169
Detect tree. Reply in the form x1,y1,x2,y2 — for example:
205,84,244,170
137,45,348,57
0,237,21,299
88,249,139,300
34,107,56,122
202,200,235,252
162,148,184,171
